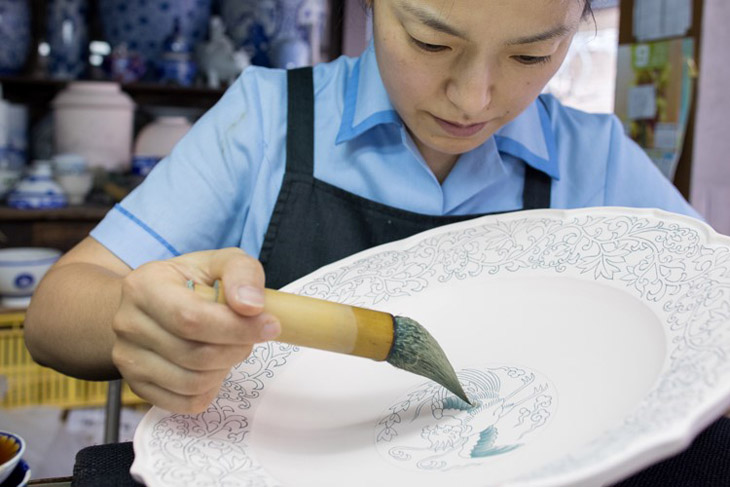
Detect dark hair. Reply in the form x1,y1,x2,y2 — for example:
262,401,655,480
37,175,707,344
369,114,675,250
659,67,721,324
363,1,595,19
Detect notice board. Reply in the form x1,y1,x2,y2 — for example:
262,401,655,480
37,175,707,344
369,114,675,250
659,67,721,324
616,0,704,198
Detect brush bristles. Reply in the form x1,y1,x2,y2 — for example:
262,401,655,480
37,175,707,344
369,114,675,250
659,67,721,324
387,316,472,406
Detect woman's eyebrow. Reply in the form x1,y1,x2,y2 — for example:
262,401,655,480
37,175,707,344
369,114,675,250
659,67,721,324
398,1,467,39
505,24,575,45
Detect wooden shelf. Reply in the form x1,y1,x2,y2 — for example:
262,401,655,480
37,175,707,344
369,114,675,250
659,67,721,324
0,75,226,109
0,204,112,221
0,204,112,251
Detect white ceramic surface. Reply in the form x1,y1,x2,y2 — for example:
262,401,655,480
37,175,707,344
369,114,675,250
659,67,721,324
56,172,93,205
131,207,730,487
132,116,192,177
0,431,26,484
133,116,191,159
52,81,135,171
0,248,62,308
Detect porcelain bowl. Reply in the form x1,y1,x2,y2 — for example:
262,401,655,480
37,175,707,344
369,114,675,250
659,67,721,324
0,431,25,484
56,172,94,205
0,248,62,308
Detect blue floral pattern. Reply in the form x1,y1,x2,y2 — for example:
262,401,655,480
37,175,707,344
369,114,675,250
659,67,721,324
98,0,211,64
0,0,31,74
220,0,327,68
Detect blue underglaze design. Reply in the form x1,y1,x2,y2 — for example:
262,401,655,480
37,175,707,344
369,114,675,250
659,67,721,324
0,0,31,74
13,273,34,289
220,0,327,68
98,0,211,64
376,367,556,470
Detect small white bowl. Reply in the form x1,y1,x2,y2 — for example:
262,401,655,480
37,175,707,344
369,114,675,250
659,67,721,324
0,248,62,308
53,153,88,175
0,431,26,484
56,172,94,205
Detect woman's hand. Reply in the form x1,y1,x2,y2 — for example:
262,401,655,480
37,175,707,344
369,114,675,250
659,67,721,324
111,247,280,414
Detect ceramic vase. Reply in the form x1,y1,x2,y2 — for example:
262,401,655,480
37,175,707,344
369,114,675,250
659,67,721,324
157,18,197,86
0,0,31,74
7,161,67,209
51,82,135,172
220,0,328,68
46,0,89,79
98,0,212,68
132,116,191,176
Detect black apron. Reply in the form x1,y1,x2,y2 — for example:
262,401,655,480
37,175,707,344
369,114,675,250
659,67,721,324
259,67,552,289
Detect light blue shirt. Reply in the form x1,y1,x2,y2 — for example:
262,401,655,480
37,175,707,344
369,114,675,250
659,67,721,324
91,42,700,269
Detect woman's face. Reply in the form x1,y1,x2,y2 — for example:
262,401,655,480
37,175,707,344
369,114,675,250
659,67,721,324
372,0,584,170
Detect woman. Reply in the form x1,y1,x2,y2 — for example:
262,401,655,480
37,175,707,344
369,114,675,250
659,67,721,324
25,0,699,414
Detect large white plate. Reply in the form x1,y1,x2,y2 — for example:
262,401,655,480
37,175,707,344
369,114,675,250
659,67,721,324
131,207,730,487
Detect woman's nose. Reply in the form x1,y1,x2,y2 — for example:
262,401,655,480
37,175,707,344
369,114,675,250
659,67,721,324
445,62,493,116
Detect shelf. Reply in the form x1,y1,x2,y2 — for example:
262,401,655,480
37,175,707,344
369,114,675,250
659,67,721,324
0,75,226,109
0,204,112,221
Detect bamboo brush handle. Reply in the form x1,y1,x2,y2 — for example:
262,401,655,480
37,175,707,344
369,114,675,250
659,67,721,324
191,281,395,361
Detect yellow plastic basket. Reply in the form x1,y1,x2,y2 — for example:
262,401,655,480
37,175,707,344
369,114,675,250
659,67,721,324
0,312,144,409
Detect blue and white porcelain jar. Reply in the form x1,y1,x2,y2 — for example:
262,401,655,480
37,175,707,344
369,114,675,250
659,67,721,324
7,161,67,209
98,0,211,69
157,18,197,86
46,0,89,79
0,0,31,74
221,0,327,68
0,247,62,308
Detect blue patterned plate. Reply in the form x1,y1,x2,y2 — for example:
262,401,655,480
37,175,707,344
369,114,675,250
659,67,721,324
132,207,730,486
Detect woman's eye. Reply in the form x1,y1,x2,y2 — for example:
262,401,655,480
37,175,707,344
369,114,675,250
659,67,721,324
513,55,552,66
410,36,448,53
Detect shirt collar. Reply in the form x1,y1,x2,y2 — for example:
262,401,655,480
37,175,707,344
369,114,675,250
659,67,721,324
336,42,559,180
336,41,401,144
494,97,560,180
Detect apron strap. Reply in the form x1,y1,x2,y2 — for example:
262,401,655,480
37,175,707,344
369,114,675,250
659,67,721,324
286,67,315,176
522,164,552,210
286,66,551,208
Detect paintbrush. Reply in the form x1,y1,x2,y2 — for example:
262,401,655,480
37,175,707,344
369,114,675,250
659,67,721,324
189,280,472,405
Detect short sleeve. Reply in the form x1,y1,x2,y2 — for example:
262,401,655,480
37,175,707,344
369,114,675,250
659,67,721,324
91,68,270,269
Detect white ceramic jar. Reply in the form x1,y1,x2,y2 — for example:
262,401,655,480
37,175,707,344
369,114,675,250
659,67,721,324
132,116,191,177
52,81,135,172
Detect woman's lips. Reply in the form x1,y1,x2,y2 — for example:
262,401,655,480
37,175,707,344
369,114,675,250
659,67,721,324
434,116,487,138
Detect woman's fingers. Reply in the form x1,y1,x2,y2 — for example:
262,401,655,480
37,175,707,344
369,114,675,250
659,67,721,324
111,247,276,414
124,377,223,415
112,335,251,414
206,247,269,316
112,309,253,372
119,260,279,345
